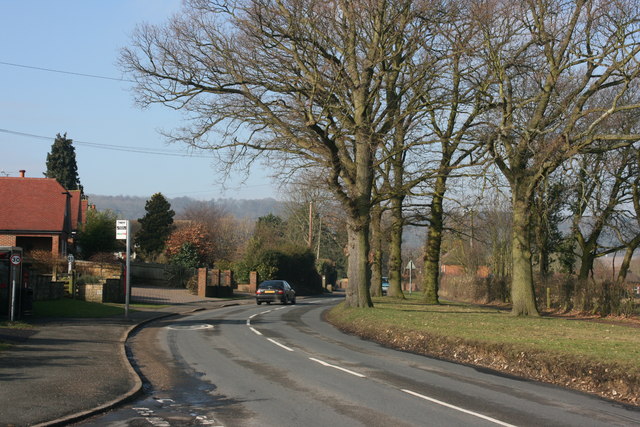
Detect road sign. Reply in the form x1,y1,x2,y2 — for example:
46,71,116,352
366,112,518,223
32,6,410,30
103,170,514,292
10,254,21,265
116,220,128,240
406,260,415,295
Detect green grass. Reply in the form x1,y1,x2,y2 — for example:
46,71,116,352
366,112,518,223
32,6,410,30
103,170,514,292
0,321,32,328
329,294,640,371
33,298,126,318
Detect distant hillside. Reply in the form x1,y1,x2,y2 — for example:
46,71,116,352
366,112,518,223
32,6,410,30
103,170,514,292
88,194,283,220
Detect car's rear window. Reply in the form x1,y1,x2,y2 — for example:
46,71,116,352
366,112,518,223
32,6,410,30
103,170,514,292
259,281,283,289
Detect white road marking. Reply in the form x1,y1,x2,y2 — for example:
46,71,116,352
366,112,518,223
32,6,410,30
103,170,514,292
249,327,262,336
166,324,214,331
309,357,366,378
148,417,170,426
195,415,224,426
401,389,517,427
267,338,295,352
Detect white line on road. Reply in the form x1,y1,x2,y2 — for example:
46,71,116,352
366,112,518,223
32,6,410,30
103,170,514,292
249,327,262,336
401,389,517,427
309,357,366,378
267,338,295,352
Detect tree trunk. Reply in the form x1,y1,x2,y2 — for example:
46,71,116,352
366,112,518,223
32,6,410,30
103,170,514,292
388,195,405,298
345,218,374,308
511,185,540,316
370,204,383,297
422,175,447,304
577,244,596,282
616,241,639,284
344,127,374,308
536,229,550,279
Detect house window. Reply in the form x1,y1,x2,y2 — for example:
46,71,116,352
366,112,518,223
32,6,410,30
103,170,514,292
15,237,53,255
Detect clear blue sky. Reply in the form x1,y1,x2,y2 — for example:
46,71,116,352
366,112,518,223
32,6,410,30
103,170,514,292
1,0,278,201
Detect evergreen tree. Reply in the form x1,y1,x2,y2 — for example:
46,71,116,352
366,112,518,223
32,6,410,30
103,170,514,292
135,193,175,259
45,133,82,191
77,209,120,259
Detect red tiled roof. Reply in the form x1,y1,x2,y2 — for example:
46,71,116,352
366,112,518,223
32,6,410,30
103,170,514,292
0,177,71,233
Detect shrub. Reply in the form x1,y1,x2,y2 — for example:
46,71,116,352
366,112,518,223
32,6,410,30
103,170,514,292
27,250,65,274
165,263,196,289
166,223,212,266
235,246,322,295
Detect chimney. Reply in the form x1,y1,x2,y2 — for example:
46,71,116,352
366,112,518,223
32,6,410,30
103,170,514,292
19,170,25,178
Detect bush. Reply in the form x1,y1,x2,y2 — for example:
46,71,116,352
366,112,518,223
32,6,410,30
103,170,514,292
88,252,119,263
27,250,65,274
170,242,200,269
165,263,196,289
235,246,323,295
317,259,338,287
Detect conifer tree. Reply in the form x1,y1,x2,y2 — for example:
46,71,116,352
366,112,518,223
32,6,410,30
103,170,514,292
135,193,175,258
44,132,82,192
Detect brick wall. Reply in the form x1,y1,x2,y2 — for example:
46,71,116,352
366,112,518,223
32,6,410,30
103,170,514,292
0,235,16,246
78,279,124,303
76,260,122,278
196,268,234,298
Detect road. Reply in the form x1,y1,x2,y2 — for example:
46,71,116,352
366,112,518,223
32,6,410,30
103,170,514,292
82,296,640,426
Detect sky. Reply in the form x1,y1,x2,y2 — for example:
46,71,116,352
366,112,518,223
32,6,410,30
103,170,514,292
1,0,279,201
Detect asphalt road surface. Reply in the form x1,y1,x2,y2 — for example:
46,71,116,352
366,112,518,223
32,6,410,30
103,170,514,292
81,297,640,426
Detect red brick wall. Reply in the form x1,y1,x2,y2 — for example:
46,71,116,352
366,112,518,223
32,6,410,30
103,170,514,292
0,234,17,246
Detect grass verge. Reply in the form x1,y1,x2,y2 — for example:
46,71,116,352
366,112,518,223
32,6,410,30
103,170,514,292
326,295,640,406
33,298,126,318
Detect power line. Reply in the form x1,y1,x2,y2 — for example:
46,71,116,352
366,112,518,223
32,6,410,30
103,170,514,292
0,60,135,83
0,128,216,158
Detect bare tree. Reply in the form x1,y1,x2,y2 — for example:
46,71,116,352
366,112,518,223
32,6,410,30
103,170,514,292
478,0,640,315
121,0,436,307
181,201,245,263
614,147,640,283
565,150,634,281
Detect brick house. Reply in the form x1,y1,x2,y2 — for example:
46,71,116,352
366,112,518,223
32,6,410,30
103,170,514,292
0,170,88,257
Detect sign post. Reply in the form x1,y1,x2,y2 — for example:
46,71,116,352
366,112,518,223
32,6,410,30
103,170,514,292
9,254,21,321
406,260,416,295
116,220,131,319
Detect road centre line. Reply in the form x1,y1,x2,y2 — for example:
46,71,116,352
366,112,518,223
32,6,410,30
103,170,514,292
246,304,511,424
309,357,366,378
401,389,517,427
267,338,295,352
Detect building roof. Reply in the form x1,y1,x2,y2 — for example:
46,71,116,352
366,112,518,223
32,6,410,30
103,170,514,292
68,189,89,232
0,176,71,233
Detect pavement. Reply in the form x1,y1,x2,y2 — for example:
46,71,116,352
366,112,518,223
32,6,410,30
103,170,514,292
0,295,255,427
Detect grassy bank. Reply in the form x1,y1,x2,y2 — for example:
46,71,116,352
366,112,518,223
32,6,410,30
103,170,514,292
326,295,640,406
32,299,127,318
